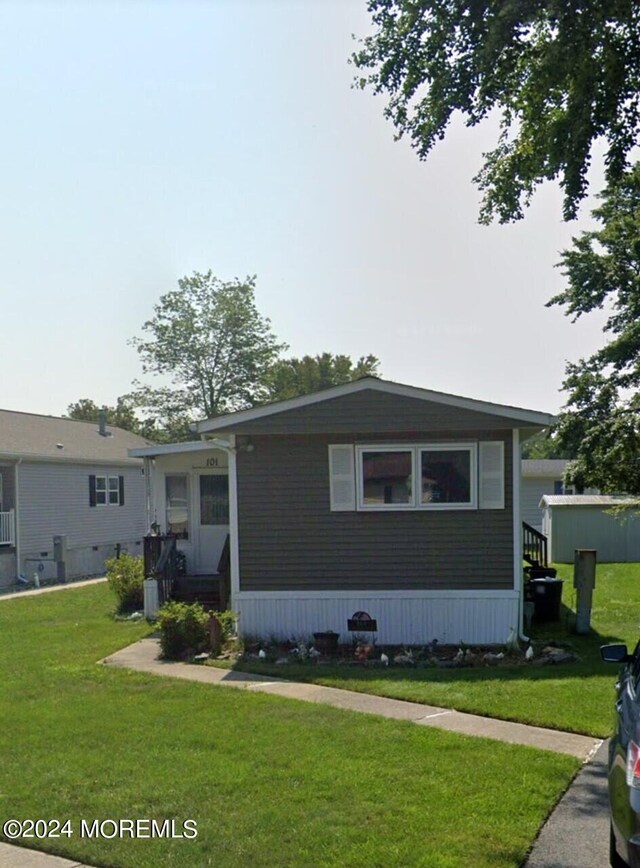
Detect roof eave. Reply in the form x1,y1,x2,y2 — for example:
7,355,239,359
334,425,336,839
193,378,556,434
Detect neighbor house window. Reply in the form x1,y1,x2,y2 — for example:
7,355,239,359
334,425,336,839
166,474,189,538
356,444,477,510
89,475,124,507
95,476,107,505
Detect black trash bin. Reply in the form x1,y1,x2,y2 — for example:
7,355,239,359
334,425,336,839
529,577,563,623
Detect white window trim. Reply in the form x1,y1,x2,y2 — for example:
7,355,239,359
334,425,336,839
355,445,416,511
95,475,120,507
356,443,477,512
419,443,477,510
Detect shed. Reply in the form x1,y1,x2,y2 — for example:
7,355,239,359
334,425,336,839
541,495,640,563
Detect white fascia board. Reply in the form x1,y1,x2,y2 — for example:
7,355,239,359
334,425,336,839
193,378,556,433
0,451,142,467
128,438,233,458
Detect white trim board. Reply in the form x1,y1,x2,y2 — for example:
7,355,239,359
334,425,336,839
193,377,556,434
236,589,518,600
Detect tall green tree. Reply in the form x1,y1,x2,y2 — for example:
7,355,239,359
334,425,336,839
266,353,381,402
352,2,640,223
129,271,285,435
66,397,141,434
550,163,640,493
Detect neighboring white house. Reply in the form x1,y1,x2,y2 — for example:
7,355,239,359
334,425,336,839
520,459,599,531
0,410,151,588
541,494,640,563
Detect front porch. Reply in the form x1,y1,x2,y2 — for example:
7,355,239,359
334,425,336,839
144,533,231,611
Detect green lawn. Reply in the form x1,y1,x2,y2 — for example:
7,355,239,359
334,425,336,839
0,583,578,868
219,563,639,738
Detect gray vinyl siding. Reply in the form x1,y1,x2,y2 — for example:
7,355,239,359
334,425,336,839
521,478,556,530
237,431,514,592
17,461,146,566
215,390,533,435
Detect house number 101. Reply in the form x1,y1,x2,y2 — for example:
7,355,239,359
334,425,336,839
206,458,219,467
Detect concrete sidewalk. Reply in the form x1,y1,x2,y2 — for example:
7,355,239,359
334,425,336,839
0,842,88,867
525,739,610,867
0,578,106,601
103,638,601,760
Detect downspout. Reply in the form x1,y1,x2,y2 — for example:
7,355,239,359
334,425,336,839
143,456,154,531
513,429,529,642
14,458,22,580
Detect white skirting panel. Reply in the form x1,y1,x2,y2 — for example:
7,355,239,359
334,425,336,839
235,591,520,645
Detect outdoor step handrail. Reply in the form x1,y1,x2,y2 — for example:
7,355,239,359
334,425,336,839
522,520,549,568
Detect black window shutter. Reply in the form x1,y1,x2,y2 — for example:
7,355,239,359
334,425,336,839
119,475,125,506
89,475,97,507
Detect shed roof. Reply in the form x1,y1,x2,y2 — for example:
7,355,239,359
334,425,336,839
193,377,555,435
0,409,152,465
540,494,639,508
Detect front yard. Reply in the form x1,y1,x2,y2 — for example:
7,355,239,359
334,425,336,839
216,563,638,738
0,583,579,868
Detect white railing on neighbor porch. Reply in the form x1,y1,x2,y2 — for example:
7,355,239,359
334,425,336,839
0,510,15,546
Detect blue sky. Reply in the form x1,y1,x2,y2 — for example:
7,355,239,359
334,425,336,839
0,0,607,417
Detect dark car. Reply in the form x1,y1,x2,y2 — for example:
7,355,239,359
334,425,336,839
602,642,640,867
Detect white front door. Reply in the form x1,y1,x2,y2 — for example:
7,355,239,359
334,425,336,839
195,472,229,574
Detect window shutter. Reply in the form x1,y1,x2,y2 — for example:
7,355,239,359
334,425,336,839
89,475,97,507
479,442,505,509
328,445,356,511
119,476,125,506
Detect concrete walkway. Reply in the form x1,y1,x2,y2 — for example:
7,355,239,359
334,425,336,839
0,577,106,601
103,637,601,760
0,842,88,867
525,739,610,867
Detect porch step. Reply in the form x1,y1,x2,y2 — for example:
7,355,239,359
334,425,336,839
172,576,229,612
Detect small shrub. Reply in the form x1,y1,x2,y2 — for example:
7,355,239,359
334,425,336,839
105,553,144,612
157,601,210,660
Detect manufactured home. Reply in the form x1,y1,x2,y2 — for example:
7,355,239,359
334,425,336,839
132,378,554,644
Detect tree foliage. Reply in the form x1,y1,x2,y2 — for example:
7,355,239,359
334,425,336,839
520,431,573,461
266,353,380,402
550,163,640,493
66,397,141,434
353,1,640,223
130,271,285,434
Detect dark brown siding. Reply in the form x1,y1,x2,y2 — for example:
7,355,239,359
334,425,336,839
237,431,514,592
215,389,533,435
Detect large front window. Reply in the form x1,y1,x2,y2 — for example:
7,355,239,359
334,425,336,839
357,444,476,510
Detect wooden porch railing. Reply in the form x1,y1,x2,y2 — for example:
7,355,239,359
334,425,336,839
143,535,179,606
0,510,15,546
523,521,549,569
